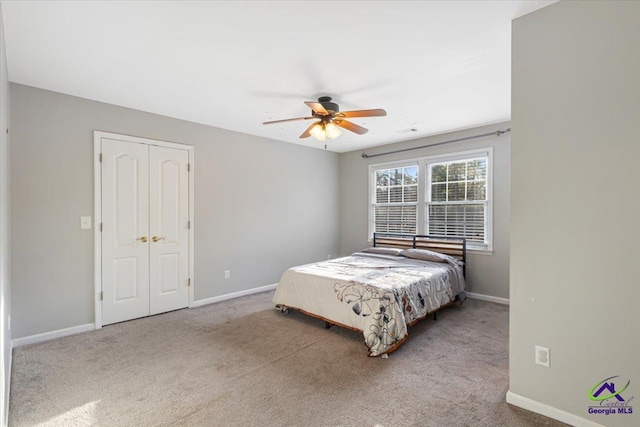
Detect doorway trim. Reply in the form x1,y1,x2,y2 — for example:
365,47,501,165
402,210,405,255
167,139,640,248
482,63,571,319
93,131,195,329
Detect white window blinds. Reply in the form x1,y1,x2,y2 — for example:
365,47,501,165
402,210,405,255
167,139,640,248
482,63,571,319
427,157,488,246
369,148,492,251
372,165,418,234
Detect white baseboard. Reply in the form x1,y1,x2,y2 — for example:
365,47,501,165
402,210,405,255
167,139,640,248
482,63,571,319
506,390,604,427
192,283,278,308
12,285,279,347
467,292,509,305
12,323,95,348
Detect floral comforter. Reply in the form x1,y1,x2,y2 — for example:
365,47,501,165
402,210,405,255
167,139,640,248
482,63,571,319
272,252,466,356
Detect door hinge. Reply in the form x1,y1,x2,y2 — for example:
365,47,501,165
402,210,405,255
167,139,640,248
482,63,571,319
187,220,191,229
99,291,103,301
99,153,102,162
187,163,191,172
100,223,103,232
187,278,191,287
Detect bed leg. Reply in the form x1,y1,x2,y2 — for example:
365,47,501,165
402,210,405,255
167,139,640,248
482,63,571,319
325,321,333,329
275,305,290,314
433,311,437,321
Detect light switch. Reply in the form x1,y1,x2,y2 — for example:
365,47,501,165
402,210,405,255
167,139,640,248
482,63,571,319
80,216,92,229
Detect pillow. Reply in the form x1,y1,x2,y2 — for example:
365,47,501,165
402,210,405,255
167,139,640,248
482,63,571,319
361,247,404,256
400,248,460,264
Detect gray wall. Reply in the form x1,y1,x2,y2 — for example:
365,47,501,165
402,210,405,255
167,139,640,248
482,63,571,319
0,4,10,424
339,122,511,299
10,83,340,339
510,1,639,425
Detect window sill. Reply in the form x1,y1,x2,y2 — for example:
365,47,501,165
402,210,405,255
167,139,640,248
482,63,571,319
467,248,493,256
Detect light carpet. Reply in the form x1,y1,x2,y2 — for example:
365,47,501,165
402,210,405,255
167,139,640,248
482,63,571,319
10,291,566,426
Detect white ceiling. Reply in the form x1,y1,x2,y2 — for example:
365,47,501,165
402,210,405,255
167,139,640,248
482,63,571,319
2,0,555,153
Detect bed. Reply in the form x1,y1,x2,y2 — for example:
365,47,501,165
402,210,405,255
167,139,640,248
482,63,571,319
272,233,467,356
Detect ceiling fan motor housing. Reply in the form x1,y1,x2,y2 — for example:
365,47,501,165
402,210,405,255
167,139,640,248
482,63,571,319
317,96,339,114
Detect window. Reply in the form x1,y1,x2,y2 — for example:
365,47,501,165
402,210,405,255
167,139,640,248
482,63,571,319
371,164,418,234
369,149,492,251
427,157,488,246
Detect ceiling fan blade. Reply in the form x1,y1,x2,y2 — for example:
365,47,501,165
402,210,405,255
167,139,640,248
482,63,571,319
339,109,387,118
263,116,314,125
299,122,317,139
335,119,368,135
304,101,329,116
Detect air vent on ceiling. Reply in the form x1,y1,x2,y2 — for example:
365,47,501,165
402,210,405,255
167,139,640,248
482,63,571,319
396,127,419,134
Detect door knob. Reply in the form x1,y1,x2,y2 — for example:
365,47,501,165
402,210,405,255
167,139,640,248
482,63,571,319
136,236,148,243
152,236,165,242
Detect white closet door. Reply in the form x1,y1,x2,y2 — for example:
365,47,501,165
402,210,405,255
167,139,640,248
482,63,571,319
101,139,150,325
148,146,189,315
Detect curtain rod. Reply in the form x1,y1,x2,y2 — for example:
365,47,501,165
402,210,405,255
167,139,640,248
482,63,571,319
360,128,511,159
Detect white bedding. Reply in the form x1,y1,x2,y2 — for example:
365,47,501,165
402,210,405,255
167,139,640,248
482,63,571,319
273,252,466,356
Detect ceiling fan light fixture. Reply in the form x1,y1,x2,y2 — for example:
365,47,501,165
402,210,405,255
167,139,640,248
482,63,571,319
324,121,342,139
309,122,327,141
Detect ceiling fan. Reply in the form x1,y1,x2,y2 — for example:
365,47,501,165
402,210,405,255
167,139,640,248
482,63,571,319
263,96,387,141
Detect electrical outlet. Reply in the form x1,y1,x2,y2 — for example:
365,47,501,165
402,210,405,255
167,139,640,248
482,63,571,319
224,270,230,279
80,216,92,229
327,254,332,259
535,345,550,367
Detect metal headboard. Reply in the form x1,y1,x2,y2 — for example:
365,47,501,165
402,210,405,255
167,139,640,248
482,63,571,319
373,232,467,276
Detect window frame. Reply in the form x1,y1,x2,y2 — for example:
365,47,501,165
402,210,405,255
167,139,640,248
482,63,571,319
368,148,493,253
368,159,420,238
